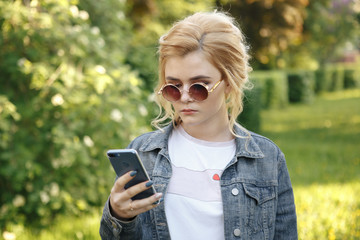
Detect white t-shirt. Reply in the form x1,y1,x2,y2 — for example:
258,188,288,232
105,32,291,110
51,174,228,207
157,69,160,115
165,126,236,240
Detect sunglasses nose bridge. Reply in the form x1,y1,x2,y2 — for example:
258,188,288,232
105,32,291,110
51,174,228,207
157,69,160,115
179,86,193,102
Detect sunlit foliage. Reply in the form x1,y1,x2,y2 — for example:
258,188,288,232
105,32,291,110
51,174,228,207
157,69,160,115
0,0,151,228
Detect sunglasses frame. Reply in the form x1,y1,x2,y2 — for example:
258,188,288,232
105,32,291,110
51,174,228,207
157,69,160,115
158,79,223,102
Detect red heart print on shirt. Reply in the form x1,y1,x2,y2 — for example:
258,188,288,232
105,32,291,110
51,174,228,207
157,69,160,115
212,174,220,181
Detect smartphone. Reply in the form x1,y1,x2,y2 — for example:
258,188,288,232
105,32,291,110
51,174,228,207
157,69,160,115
107,149,157,201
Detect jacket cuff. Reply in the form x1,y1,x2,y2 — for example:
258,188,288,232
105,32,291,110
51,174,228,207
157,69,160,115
102,198,138,237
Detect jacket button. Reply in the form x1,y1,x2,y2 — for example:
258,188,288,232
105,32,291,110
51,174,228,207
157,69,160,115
231,188,239,196
233,228,241,237
113,228,119,237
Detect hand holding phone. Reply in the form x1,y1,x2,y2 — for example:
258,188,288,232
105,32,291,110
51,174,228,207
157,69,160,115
107,149,162,220
107,149,158,201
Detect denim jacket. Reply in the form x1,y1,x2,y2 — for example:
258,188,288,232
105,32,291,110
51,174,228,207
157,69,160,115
100,124,298,239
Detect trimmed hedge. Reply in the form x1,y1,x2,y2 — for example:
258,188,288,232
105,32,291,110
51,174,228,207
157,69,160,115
315,68,333,93
238,87,262,133
344,67,360,89
288,71,316,103
249,71,289,109
239,64,359,133
238,70,288,133
315,64,360,93
329,65,345,91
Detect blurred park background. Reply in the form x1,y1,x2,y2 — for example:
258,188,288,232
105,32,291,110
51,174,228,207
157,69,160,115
1,0,360,239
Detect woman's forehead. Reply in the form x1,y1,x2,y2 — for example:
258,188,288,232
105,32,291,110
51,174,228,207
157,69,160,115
164,51,220,80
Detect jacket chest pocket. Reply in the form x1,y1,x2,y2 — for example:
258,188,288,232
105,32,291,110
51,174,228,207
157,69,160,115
242,183,276,236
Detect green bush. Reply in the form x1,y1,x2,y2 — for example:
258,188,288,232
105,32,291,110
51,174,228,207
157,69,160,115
344,66,360,89
287,71,315,103
315,68,332,93
0,0,152,230
238,70,288,133
238,87,262,133
315,64,355,93
329,65,345,91
249,71,289,109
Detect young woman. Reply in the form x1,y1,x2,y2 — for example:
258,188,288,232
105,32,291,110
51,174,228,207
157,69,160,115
100,11,297,240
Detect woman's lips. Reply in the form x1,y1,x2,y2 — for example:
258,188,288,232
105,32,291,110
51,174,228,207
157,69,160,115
181,109,197,115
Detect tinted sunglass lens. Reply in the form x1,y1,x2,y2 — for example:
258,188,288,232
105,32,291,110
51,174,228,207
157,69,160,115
189,84,208,101
162,85,181,102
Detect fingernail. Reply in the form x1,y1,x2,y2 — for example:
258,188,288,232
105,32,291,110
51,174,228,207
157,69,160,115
130,171,137,177
145,181,153,187
152,194,164,205
155,192,163,198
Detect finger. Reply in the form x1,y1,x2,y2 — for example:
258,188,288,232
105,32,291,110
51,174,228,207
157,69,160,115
112,193,163,220
150,192,163,205
131,192,163,211
123,180,155,200
111,170,137,193
130,202,158,217
128,193,163,214
110,176,151,213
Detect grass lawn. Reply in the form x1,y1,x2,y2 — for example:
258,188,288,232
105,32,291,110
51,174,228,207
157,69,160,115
2,89,360,240
261,89,360,239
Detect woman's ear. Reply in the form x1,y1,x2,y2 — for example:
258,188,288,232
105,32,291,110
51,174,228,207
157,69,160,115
225,81,232,95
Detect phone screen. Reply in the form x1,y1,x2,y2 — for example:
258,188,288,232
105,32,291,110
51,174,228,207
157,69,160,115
107,149,157,201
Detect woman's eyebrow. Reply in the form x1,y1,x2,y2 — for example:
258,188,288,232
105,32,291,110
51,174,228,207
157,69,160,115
189,75,211,80
165,76,180,81
165,75,211,81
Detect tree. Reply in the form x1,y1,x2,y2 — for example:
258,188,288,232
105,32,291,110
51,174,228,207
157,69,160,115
0,0,149,229
217,0,309,69
295,0,360,66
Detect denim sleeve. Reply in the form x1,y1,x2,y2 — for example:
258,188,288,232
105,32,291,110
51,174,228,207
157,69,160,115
274,152,298,239
99,198,142,239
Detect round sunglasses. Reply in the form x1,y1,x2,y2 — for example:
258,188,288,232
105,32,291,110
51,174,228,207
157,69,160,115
158,79,223,102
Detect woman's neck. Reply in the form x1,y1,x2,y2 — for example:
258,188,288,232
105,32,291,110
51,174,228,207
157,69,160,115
180,119,234,142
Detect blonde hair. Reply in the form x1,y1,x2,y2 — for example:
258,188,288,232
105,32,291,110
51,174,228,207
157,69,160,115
152,11,252,137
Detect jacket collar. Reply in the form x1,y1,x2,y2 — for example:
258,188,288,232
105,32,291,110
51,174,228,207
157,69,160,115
139,124,264,159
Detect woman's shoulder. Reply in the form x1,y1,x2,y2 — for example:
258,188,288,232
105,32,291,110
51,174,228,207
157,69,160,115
249,131,279,148
234,125,283,158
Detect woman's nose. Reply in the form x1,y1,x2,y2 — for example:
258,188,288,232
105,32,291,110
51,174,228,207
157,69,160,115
180,87,193,102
